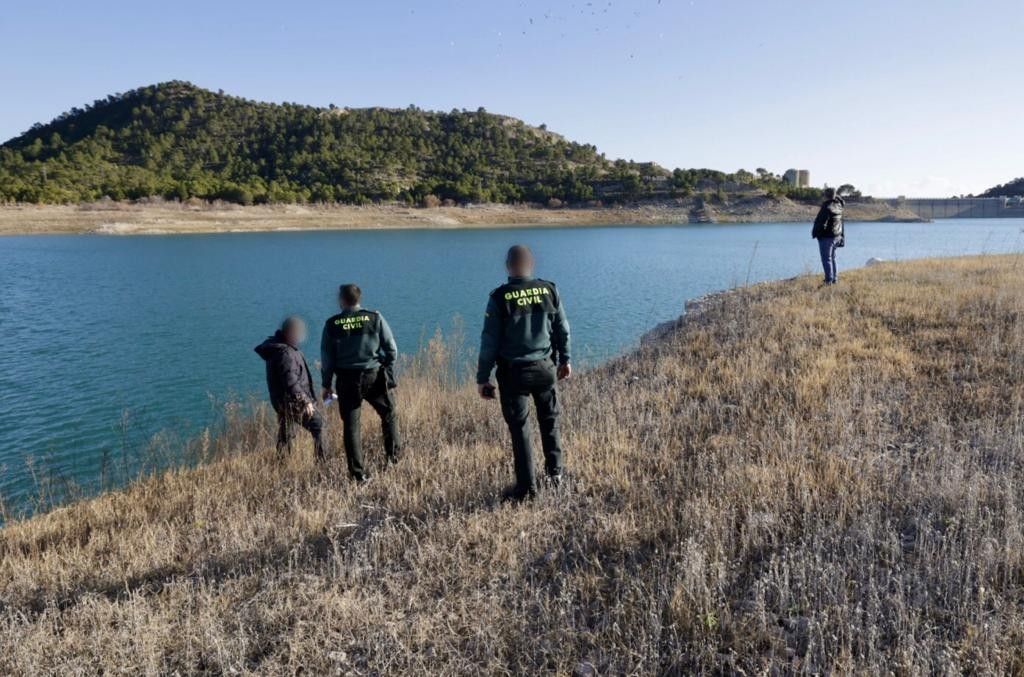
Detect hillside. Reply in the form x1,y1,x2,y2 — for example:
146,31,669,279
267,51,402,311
0,81,817,207
981,177,1024,198
0,81,607,205
2,256,1022,673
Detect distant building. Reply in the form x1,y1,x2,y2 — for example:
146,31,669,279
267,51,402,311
783,169,810,188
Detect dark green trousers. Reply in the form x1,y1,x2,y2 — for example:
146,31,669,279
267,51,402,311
496,359,563,497
336,367,399,480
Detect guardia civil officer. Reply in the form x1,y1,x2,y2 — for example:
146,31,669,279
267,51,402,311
321,284,399,483
255,316,327,461
477,245,571,501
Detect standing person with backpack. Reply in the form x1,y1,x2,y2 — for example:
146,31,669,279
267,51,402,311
812,187,846,285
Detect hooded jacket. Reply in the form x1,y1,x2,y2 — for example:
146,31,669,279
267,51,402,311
812,195,846,239
255,331,316,412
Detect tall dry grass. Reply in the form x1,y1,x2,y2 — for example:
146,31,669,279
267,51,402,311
1,255,1023,674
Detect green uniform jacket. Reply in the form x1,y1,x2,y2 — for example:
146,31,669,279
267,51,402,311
477,276,571,384
320,306,398,387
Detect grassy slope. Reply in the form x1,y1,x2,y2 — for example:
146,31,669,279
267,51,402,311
1,256,1022,673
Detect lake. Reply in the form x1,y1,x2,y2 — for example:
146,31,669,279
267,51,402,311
1,219,1022,513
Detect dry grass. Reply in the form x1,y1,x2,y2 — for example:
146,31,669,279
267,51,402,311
1,255,1023,674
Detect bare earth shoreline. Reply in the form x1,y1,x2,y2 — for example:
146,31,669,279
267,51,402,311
0,197,924,235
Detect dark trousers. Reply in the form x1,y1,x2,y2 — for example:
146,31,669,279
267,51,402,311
818,236,839,283
276,407,326,461
336,367,399,480
497,359,564,496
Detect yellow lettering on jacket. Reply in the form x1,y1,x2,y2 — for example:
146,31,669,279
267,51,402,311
516,295,546,306
503,287,551,302
334,315,372,330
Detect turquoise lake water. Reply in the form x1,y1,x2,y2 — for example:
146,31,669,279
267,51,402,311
1,219,1022,513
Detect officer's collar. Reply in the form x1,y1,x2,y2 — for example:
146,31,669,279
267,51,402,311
343,304,362,312
507,274,533,283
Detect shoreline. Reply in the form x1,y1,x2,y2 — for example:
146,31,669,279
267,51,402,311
0,198,926,235
0,253,977,517
2,255,1020,672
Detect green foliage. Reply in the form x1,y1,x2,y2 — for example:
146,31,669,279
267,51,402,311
785,186,826,202
0,81,616,206
980,178,1024,198
837,183,862,198
0,81,829,206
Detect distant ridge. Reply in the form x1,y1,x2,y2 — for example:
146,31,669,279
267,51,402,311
980,177,1024,198
0,81,818,205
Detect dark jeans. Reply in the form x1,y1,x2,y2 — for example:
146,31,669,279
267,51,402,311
335,367,399,480
818,236,839,283
496,359,564,497
276,407,326,461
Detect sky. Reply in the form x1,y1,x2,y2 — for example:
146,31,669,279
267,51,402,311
1,0,1022,197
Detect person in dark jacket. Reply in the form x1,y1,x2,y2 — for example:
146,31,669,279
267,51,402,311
255,316,326,461
812,188,846,285
321,284,399,483
477,245,571,501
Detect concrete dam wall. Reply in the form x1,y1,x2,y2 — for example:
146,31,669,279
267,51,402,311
894,197,1024,220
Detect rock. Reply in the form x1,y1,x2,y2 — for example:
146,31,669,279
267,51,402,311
866,257,886,266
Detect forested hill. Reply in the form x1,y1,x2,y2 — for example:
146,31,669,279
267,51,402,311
0,81,618,205
0,81,813,206
980,178,1024,198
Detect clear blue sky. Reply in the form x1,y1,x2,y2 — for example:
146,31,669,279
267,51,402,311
2,0,1022,196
